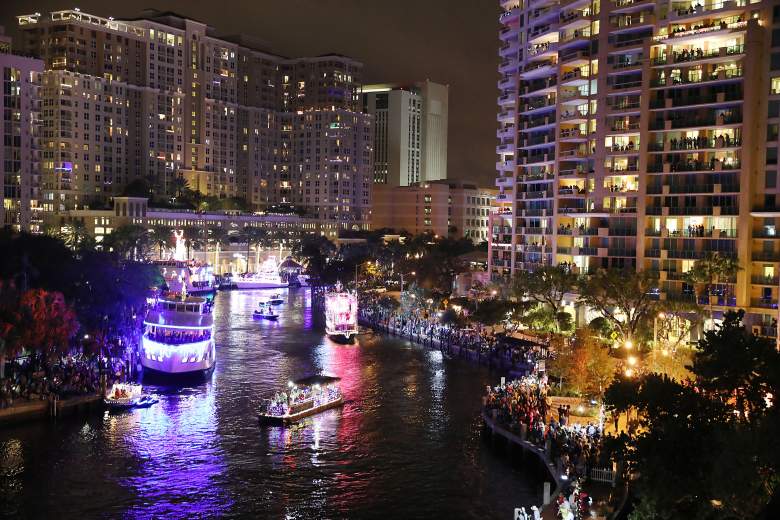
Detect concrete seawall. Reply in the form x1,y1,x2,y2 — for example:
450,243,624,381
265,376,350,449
482,410,563,515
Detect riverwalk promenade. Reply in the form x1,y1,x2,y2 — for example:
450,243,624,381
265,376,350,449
0,394,103,426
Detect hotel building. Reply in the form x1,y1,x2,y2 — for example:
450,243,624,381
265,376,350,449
490,0,780,334
363,81,449,186
16,9,373,233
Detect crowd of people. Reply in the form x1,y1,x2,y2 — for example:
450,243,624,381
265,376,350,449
484,376,608,485
358,295,548,372
0,356,125,409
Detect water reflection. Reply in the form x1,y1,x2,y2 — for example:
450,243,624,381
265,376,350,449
0,288,539,519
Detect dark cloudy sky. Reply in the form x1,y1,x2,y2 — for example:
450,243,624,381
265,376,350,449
1,0,500,186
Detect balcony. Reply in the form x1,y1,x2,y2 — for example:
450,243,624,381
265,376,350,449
497,110,516,123
498,92,517,106
527,41,558,59
559,10,590,31
496,159,516,171
561,68,589,86
752,275,780,286
498,76,518,90
752,251,780,262
523,77,558,96
752,298,779,310
495,175,515,188
528,23,559,43
653,19,748,45
669,0,748,23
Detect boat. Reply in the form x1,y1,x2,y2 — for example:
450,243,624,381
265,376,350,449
234,256,289,289
104,383,159,410
158,260,217,297
267,293,284,305
258,375,343,425
140,292,216,376
296,274,311,287
253,303,279,320
324,281,359,342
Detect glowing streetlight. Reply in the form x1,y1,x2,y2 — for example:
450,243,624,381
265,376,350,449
624,368,634,377
627,356,637,366
624,339,633,350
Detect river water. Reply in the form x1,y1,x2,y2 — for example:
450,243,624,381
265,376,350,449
0,289,539,519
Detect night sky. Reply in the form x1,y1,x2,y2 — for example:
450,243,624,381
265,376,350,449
1,0,501,187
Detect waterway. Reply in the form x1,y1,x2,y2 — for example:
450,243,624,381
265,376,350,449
0,289,539,519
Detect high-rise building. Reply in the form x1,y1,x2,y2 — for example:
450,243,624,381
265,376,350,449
363,81,448,186
490,0,780,335
0,28,42,232
16,9,373,232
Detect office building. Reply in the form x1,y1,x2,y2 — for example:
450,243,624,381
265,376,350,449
373,179,495,242
490,0,780,334
16,9,373,232
363,81,448,186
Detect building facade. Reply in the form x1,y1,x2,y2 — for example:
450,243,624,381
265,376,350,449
16,9,373,232
0,29,42,232
490,0,780,334
373,179,495,242
363,81,448,186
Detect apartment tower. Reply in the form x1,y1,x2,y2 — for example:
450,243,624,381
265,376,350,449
16,9,372,232
0,28,43,232
489,0,780,334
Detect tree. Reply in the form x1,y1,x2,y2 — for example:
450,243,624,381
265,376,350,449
102,224,151,261
150,224,173,260
15,289,79,357
242,226,270,273
182,226,205,261
604,312,780,519
578,268,659,344
547,328,618,398
293,235,336,278
59,220,95,253
512,265,577,332
692,310,780,420
685,252,740,326
207,226,230,271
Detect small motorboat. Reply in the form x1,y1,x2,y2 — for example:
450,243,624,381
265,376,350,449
267,293,284,305
253,303,278,320
104,383,159,410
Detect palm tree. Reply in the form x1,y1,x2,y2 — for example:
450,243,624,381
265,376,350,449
150,224,173,260
242,226,270,273
685,252,741,327
59,220,95,253
182,226,205,261
208,226,230,273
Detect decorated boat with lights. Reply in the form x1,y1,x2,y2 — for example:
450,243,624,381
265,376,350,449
234,257,288,289
324,282,358,342
258,375,343,425
158,260,217,297
104,383,159,410
140,291,216,377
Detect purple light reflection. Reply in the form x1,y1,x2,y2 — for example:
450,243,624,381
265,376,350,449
120,388,232,519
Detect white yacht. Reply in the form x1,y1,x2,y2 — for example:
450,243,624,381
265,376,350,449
141,294,216,376
234,257,288,289
324,282,358,343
